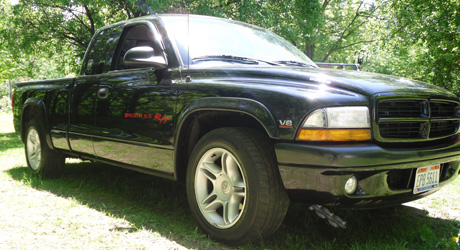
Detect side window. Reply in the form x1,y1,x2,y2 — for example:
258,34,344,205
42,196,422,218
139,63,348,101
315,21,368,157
113,24,159,71
83,27,122,75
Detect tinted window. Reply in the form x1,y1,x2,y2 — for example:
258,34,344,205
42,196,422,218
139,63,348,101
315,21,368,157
83,27,122,75
113,24,159,71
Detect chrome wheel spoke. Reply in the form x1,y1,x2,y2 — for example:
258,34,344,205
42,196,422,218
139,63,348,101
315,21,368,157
200,162,219,181
225,197,241,225
233,182,246,198
222,152,240,183
203,197,223,212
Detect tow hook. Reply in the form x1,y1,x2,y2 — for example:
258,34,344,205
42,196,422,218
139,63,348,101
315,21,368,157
309,205,347,229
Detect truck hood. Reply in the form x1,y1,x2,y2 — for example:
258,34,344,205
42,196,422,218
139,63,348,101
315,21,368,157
192,65,459,100
300,67,455,98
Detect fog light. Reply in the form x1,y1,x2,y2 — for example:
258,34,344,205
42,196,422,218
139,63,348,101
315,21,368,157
345,176,357,194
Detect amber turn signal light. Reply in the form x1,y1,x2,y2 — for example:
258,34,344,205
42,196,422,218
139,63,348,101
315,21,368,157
297,129,371,142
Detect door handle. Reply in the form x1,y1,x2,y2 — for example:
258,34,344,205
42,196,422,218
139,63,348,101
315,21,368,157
98,88,109,99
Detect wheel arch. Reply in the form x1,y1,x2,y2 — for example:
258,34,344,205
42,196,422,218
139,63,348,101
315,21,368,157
20,97,54,150
174,97,279,183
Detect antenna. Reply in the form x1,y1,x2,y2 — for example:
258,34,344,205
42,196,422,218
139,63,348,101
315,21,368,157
186,3,191,82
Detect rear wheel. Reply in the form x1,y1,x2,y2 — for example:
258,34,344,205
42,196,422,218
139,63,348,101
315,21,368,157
25,118,65,178
186,127,289,245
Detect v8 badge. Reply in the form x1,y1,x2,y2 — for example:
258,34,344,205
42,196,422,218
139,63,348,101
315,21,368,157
278,119,293,128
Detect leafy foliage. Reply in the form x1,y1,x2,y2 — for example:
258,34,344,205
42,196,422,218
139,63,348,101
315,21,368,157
312,0,381,62
0,0,158,83
357,0,459,95
390,0,460,94
0,0,459,95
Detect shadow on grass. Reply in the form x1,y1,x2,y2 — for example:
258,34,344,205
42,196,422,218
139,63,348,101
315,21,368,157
6,162,460,250
0,132,23,152
275,202,460,250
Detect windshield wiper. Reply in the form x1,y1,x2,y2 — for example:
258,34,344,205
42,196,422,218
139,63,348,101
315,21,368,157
274,60,317,68
192,55,281,66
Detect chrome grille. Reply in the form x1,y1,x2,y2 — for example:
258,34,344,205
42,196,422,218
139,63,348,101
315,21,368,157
379,122,424,138
378,101,423,118
375,99,460,142
431,102,456,117
430,120,459,137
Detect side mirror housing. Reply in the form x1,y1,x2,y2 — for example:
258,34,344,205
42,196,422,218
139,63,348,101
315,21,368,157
123,46,168,69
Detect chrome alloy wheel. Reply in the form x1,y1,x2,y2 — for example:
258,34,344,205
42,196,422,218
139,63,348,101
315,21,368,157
26,127,41,171
194,148,247,229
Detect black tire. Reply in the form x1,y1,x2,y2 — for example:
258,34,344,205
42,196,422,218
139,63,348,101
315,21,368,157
24,118,65,178
186,127,289,245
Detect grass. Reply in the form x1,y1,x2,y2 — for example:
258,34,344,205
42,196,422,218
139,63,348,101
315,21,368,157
0,111,459,249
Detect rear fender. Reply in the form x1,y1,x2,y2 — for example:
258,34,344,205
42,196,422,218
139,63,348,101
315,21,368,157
20,98,54,150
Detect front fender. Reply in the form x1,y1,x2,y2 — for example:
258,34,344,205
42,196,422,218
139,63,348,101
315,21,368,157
177,97,279,139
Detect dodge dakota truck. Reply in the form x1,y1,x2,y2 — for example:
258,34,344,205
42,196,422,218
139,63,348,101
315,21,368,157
13,14,460,244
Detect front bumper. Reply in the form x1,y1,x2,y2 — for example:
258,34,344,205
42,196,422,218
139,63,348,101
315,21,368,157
275,139,460,208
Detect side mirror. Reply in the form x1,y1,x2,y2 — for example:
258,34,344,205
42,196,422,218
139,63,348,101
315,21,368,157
123,46,168,69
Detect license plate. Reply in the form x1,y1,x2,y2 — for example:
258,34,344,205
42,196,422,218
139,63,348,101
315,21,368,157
413,165,440,194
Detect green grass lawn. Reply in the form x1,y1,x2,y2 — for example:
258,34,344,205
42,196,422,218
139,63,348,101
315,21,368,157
1,111,459,249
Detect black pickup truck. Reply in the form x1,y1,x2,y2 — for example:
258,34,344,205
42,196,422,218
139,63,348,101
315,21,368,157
13,14,460,244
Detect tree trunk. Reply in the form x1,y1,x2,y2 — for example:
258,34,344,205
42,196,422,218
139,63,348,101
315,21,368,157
305,44,315,60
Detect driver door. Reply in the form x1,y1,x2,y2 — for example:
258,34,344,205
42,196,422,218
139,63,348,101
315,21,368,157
92,22,178,174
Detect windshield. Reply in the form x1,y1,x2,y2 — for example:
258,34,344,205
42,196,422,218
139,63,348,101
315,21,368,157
161,15,316,67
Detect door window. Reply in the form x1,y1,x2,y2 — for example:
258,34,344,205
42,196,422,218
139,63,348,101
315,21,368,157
113,24,161,71
82,27,122,75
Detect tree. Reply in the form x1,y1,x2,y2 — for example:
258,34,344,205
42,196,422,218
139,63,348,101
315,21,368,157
2,0,457,96
1,0,324,80
0,0,162,82
359,0,460,95
389,0,460,94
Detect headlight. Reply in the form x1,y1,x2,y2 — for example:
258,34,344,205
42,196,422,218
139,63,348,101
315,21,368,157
297,106,371,141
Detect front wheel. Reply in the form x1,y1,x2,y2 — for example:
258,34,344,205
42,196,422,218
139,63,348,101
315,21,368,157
25,118,65,178
186,128,289,245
